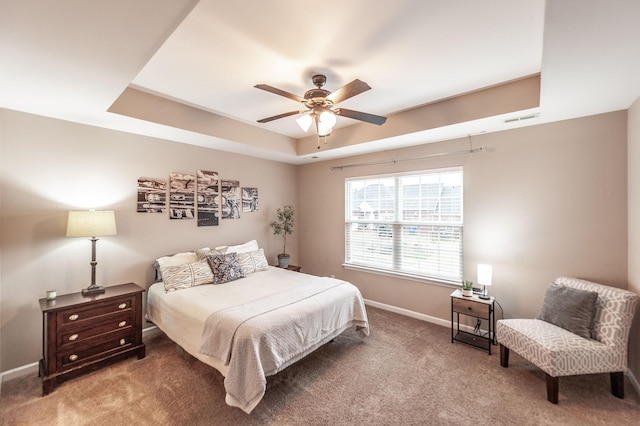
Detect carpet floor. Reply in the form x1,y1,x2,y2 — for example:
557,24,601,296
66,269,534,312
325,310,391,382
1,306,639,425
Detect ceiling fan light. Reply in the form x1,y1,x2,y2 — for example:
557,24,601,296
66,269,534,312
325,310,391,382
317,110,336,136
296,113,313,132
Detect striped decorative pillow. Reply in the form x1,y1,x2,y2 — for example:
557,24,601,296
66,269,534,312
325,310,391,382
154,251,199,281
161,261,214,292
237,249,269,275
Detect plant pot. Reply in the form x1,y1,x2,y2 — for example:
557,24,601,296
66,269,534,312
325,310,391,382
278,254,290,268
462,289,473,297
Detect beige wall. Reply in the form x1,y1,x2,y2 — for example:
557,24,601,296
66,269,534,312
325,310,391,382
298,112,628,325
628,97,640,381
0,109,298,372
1,107,635,381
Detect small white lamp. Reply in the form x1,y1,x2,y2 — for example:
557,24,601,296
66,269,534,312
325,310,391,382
477,264,493,300
66,210,117,296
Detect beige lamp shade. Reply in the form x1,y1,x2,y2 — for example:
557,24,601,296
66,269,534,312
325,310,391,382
66,210,117,237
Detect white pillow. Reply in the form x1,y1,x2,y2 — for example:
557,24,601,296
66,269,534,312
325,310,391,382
156,251,198,269
195,247,225,260
217,239,259,254
237,249,269,275
155,251,199,281
161,261,214,292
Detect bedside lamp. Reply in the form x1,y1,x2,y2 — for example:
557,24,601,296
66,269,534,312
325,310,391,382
477,264,492,300
66,210,117,296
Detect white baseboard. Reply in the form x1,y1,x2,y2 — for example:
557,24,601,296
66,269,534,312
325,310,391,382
364,299,450,328
364,298,485,334
0,362,39,390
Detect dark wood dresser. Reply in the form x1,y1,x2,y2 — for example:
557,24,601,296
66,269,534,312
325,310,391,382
39,282,146,395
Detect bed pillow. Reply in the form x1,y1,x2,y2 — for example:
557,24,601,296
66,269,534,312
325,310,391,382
237,248,269,275
156,251,198,268
206,252,245,284
536,282,598,339
154,251,199,281
195,247,225,260
217,239,259,254
161,261,214,293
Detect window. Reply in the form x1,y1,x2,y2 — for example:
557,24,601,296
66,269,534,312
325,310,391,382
344,167,463,283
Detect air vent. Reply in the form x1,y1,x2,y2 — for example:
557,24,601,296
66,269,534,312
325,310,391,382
503,113,539,124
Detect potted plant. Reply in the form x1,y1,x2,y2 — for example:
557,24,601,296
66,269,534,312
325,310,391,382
462,280,474,297
270,205,294,268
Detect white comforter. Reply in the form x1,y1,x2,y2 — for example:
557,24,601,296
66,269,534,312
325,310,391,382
146,267,369,413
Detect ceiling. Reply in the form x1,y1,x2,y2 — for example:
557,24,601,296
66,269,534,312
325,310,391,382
2,0,640,164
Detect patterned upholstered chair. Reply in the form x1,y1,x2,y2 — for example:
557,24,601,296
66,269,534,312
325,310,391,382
497,277,638,404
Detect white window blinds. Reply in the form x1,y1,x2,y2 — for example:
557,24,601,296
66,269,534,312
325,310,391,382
345,167,463,283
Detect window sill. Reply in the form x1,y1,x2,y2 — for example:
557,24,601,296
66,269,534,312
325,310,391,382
342,263,460,289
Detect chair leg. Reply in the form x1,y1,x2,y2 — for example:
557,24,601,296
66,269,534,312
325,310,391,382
545,374,559,404
499,344,509,368
611,372,624,399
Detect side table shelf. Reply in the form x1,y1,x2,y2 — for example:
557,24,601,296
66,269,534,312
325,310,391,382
450,289,495,354
276,264,302,272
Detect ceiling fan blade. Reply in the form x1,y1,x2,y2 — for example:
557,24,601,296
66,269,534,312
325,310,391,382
257,110,305,123
326,79,371,105
254,84,305,103
335,108,387,125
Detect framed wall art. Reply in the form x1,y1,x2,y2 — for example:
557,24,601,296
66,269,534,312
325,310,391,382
242,187,258,213
197,169,220,226
137,177,167,213
169,172,195,219
221,179,241,219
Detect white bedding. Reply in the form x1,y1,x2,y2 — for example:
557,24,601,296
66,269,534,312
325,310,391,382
146,266,369,413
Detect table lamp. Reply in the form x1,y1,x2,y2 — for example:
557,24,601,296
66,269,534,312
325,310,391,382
477,263,492,300
66,210,117,295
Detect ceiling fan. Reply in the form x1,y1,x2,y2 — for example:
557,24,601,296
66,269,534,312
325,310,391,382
255,74,387,147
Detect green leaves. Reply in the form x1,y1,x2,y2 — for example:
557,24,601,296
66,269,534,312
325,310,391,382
271,205,294,254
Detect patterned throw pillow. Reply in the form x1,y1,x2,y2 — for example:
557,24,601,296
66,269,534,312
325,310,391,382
206,253,245,284
161,261,214,293
237,248,269,275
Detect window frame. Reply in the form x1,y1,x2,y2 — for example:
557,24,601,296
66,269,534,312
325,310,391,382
343,166,463,285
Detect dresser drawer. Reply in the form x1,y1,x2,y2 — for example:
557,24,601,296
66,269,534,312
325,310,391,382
452,297,491,319
57,296,134,325
39,283,146,395
57,328,134,369
58,311,133,348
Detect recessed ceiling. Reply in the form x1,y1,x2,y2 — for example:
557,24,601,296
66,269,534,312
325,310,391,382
1,0,640,164
130,0,543,139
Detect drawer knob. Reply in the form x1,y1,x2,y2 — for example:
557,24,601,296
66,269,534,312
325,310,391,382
69,314,79,321
69,334,78,341
468,307,472,310
69,354,78,362
118,321,127,327
118,303,127,309
120,338,126,345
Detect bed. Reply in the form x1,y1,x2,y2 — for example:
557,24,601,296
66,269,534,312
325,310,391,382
146,244,369,414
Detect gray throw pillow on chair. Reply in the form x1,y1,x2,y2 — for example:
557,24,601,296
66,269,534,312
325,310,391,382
536,282,598,339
